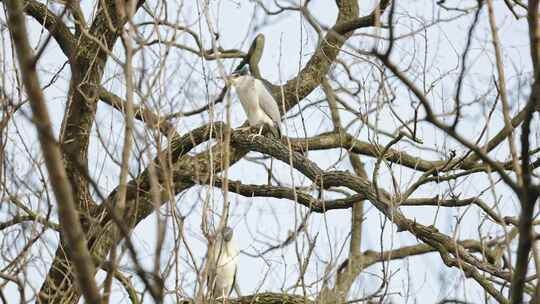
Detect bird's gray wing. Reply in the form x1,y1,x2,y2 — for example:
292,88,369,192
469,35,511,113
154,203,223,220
229,265,237,296
255,79,281,126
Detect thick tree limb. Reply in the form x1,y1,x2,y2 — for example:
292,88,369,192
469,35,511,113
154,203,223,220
40,1,148,302
228,129,510,303
37,1,390,302
4,0,77,58
209,177,505,225
333,0,391,34
213,178,366,212
180,292,314,304
510,1,540,302
290,131,535,174
4,0,100,303
269,0,359,112
93,117,511,303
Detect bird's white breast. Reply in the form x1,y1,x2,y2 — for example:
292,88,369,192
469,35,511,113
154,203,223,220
233,76,275,127
210,239,239,296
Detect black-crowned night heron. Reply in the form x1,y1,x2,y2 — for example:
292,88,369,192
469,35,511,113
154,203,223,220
228,67,282,137
208,226,239,299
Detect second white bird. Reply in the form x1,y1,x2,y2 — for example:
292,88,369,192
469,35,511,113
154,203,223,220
208,227,239,298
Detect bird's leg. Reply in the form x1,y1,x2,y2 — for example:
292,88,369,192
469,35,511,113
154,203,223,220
215,289,225,302
248,124,264,142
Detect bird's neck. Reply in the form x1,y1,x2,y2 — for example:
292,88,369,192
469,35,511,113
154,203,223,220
235,75,253,87
225,240,236,253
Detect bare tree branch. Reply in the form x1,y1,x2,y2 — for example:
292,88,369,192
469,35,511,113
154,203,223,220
4,0,101,302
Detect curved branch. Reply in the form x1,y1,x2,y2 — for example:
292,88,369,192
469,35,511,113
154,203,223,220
289,131,520,173
40,1,149,301
269,0,361,112
333,0,391,34
98,87,179,138
228,129,510,303
338,237,507,282
6,0,76,58
510,0,540,301
73,2,393,302
5,0,100,303
211,178,501,223
375,54,518,194
213,178,365,212
101,122,227,215
0,215,60,231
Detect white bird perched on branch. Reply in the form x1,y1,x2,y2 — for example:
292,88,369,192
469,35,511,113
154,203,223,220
207,226,239,299
228,67,282,137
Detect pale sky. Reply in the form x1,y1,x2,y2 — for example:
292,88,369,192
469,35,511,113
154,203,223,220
0,0,536,303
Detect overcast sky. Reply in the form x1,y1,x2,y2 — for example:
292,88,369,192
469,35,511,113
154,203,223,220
1,0,536,302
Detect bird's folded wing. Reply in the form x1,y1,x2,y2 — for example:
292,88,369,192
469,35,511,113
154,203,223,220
255,80,282,126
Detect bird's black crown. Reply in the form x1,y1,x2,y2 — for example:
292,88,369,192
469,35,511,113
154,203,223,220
231,66,249,77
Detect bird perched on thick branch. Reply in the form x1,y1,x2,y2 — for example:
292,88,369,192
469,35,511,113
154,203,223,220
207,226,239,299
228,67,282,137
